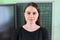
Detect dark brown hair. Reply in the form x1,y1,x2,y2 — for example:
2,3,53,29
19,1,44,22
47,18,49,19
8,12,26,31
24,2,40,26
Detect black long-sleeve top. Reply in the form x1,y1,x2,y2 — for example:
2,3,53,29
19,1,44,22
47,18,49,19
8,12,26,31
11,27,49,40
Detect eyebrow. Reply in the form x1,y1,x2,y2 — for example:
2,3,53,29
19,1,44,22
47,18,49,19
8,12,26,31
26,11,36,13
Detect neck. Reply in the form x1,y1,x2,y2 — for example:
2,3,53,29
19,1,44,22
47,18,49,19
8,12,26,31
26,22,36,27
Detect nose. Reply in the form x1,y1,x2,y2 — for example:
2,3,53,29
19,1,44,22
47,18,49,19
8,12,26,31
30,13,34,18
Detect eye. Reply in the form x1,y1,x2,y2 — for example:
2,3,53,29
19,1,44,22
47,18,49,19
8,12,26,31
33,12,36,15
27,12,30,15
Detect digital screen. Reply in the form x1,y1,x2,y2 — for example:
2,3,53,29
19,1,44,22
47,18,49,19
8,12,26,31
0,5,15,40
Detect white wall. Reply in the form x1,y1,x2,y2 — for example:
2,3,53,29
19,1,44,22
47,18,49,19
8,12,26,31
16,0,54,3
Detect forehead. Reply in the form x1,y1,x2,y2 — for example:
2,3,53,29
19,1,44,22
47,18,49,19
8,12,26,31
25,6,38,12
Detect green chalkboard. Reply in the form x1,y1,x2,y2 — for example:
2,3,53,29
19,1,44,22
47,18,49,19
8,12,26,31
16,3,52,40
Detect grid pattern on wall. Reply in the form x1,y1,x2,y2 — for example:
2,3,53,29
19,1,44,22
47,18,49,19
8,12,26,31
17,3,52,40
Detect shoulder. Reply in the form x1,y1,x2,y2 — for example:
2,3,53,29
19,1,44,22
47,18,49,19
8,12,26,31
13,27,22,34
40,27,49,40
11,27,22,40
40,27,47,31
40,27,48,33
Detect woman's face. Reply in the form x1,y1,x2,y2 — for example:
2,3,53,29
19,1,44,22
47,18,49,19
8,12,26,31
24,6,39,24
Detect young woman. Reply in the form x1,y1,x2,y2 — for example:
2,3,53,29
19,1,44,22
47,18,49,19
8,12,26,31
12,2,49,40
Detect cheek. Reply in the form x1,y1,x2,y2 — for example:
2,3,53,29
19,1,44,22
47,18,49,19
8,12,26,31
34,15,39,21
24,14,29,21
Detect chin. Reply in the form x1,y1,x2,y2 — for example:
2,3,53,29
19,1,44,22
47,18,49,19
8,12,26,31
29,22,34,24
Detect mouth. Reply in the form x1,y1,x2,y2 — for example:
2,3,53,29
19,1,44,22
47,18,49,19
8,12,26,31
29,19,33,21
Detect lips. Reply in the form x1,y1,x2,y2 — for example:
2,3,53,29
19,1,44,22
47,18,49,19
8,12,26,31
29,19,33,21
